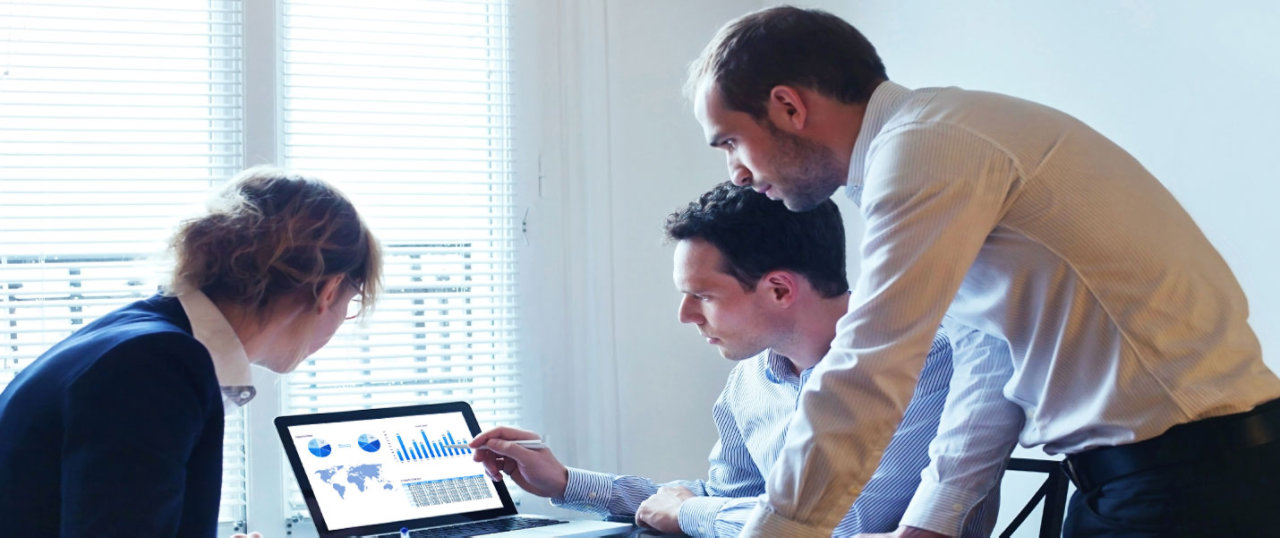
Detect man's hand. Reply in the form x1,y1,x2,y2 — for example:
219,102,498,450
634,485,696,534
858,525,951,538
470,426,569,498
230,533,262,538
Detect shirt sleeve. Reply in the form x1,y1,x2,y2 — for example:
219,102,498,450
676,378,770,537
902,319,1023,535
558,367,769,538
59,333,221,537
743,124,1022,537
552,466,729,528
679,495,760,537
554,467,664,516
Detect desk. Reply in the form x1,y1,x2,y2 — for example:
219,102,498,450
625,529,678,537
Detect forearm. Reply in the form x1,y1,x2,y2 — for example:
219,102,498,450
558,468,766,538
555,468,707,516
901,322,1022,536
754,351,922,535
678,495,758,538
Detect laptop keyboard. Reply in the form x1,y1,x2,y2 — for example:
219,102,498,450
376,516,570,537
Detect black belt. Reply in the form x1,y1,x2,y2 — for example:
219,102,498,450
1062,398,1280,492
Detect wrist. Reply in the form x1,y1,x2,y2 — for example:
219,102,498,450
900,525,951,538
554,465,568,497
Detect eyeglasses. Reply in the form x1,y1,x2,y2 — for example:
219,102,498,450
345,293,364,320
344,279,365,320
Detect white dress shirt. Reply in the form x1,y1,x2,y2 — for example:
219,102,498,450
742,81,1280,536
176,288,257,408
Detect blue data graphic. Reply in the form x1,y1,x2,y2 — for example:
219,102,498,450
393,430,473,462
358,434,381,453
308,438,332,457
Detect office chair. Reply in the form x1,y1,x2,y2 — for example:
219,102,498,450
999,458,1069,538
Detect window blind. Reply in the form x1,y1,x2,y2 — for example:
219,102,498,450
0,0,247,529
278,0,517,516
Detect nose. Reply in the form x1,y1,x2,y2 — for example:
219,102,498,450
677,295,702,325
727,153,751,187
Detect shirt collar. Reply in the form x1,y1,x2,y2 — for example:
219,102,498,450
175,288,257,407
846,80,914,203
763,349,811,386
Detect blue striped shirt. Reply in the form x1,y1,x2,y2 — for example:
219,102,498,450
555,331,999,537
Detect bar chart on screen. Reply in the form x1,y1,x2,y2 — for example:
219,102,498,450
391,429,474,462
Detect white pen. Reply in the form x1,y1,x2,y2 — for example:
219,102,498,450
441,439,547,450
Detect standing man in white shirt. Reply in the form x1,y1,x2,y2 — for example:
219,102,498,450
686,6,1280,538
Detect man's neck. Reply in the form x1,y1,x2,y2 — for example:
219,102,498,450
798,85,870,171
777,293,850,373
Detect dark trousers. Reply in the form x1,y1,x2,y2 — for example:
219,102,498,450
1063,436,1280,537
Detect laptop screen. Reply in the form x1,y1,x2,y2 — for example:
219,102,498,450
276,403,514,534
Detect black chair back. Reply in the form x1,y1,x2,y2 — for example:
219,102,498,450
999,458,1069,538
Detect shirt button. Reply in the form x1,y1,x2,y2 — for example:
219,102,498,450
240,391,251,399
588,492,597,499
953,503,964,512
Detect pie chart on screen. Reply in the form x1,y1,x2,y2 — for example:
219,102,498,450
308,438,332,457
358,434,381,453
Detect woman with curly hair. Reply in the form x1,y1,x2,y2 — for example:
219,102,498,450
0,167,382,536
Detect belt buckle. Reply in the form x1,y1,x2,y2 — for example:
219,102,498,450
1062,458,1091,491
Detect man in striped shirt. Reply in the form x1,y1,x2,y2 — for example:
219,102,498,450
471,183,1001,537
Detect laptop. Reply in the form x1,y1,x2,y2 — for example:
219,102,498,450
275,402,633,537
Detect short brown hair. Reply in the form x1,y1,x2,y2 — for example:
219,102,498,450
686,6,887,119
169,166,382,315
664,182,848,298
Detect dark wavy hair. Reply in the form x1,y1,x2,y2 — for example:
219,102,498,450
169,166,382,316
686,5,887,120
664,182,847,297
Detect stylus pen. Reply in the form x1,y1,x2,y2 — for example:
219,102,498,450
441,439,547,450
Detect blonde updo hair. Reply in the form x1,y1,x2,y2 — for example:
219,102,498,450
169,167,382,316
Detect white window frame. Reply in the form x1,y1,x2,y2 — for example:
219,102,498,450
0,0,534,535
233,1,283,535
241,1,533,536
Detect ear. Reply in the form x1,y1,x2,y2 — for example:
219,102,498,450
314,275,346,314
760,270,799,307
766,85,808,132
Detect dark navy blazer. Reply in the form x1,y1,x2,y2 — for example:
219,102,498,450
0,295,224,537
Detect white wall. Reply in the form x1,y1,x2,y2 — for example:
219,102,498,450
515,0,765,484
809,0,1280,360
520,0,1280,534
518,0,863,483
